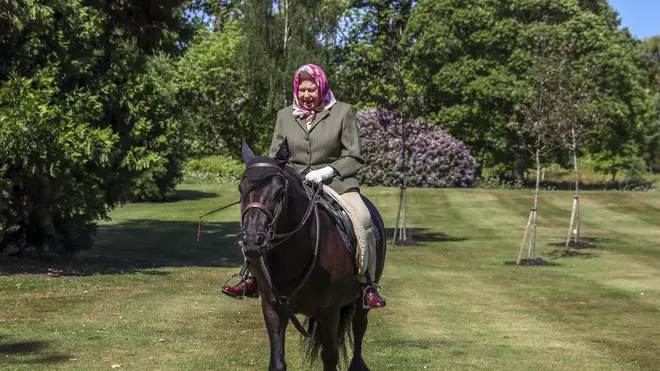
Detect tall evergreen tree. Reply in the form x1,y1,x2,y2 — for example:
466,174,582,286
1,0,195,255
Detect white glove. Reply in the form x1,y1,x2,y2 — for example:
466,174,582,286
304,166,336,184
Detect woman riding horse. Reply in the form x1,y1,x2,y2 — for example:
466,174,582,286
222,64,386,309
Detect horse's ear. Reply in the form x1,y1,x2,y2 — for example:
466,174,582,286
241,138,256,164
274,138,290,167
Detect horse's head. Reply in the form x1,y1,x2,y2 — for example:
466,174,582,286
238,139,296,258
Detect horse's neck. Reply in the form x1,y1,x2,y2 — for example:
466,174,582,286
270,179,314,272
281,179,311,234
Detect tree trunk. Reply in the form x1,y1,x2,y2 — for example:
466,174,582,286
392,186,404,245
401,112,408,242
531,147,541,259
566,196,577,248
402,180,408,241
517,209,534,265
566,129,581,247
572,145,580,243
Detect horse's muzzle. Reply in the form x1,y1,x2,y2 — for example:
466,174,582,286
243,245,265,258
240,231,271,258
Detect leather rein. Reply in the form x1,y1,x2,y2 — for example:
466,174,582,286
240,162,323,338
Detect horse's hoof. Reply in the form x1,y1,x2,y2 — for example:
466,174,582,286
348,359,370,371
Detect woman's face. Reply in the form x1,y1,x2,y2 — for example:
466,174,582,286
297,72,320,110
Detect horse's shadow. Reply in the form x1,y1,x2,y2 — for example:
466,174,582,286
0,220,244,277
0,336,72,366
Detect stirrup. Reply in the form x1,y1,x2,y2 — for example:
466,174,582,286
362,283,386,310
221,274,249,300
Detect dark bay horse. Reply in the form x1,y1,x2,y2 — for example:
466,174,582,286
238,139,386,371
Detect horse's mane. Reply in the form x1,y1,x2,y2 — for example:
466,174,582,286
283,163,303,182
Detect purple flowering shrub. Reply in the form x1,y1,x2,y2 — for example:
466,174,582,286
356,109,476,188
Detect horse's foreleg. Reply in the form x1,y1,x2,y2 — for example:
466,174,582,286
261,300,289,371
348,300,370,371
320,311,340,371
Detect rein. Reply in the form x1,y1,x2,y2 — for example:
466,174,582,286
257,188,321,338
196,161,323,337
239,162,323,338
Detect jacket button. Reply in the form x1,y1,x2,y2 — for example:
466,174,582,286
306,150,310,154
305,136,309,141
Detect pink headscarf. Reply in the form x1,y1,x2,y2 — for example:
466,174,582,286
292,64,337,123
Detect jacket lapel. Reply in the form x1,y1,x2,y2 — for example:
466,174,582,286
294,116,307,133
308,110,330,133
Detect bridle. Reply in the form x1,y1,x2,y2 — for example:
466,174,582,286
239,162,321,251
239,162,288,249
239,161,323,337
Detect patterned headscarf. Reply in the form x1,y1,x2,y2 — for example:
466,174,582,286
292,64,337,123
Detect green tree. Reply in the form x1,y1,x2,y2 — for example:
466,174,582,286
580,29,650,182
643,36,660,91
551,44,603,246
641,36,660,173
180,0,344,156
509,40,563,263
179,22,245,155
643,93,660,174
333,0,414,111
332,1,418,245
239,0,344,153
1,0,194,255
404,0,649,179
1,66,116,254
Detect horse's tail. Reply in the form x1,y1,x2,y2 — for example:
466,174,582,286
301,303,355,366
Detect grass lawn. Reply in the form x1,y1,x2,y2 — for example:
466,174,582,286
1,184,660,370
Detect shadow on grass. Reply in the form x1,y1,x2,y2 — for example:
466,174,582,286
0,340,47,354
2,224,466,277
1,220,244,277
388,339,456,349
503,258,560,266
132,188,222,203
383,228,467,244
520,179,656,191
0,339,72,365
574,236,616,244
548,236,614,249
545,249,600,260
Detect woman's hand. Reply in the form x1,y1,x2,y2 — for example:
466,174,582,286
304,166,335,183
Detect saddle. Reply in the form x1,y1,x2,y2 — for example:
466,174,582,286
315,189,358,270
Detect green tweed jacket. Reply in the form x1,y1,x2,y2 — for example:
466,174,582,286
268,101,365,194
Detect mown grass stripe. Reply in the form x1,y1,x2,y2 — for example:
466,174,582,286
2,184,660,370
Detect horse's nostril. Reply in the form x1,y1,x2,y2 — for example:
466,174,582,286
257,234,265,246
